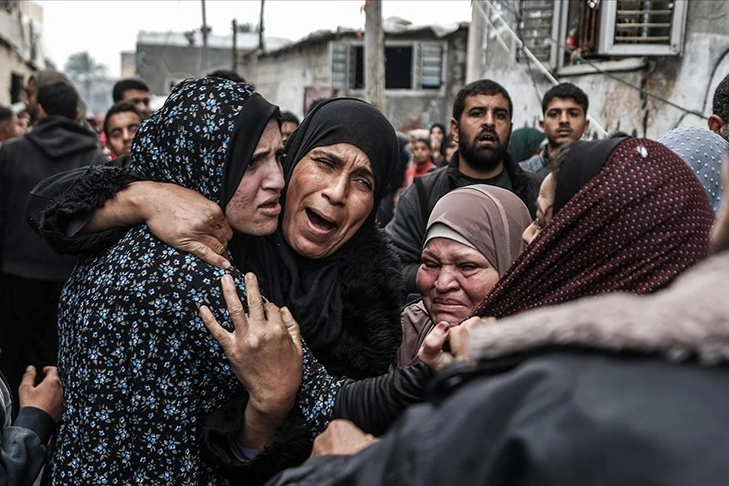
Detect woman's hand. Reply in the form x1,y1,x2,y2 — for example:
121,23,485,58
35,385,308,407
19,366,63,423
311,420,377,457
137,182,233,269
84,181,233,268
418,317,495,371
200,273,303,418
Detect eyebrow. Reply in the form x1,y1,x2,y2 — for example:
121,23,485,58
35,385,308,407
310,148,375,180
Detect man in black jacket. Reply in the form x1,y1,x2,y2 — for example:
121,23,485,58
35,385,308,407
0,81,107,404
385,79,540,295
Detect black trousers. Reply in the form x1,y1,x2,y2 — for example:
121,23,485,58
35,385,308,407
0,272,63,412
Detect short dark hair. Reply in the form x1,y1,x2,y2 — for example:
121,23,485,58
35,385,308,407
280,111,300,125
103,101,143,139
0,106,14,124
712,73,729,124
207,69,246,84
541,83,589,115
37,82,78,119
113,79,150,102
453,79,513,121
306,97,329,115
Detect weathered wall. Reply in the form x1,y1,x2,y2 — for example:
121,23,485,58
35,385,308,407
468,1,729,139
252,42,332,117
136,44,234,96
385,31,469,131
0,0,45,106
252,28,469,132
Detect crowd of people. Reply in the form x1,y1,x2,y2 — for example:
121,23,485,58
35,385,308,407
0,63,728,485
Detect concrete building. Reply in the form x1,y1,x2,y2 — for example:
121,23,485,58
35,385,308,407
134,29,290,96
466,0,729,139
0,0,45,107
248,17,469,131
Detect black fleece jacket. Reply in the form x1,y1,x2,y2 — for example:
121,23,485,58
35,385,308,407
1,116,106,280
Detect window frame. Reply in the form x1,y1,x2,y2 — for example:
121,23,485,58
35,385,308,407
330,39,447,93
598,0,689,56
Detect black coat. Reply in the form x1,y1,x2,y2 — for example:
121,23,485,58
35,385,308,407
266,252,729,485
1,116,106,280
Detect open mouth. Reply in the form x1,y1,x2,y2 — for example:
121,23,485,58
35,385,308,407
478,133,498,143
306,208,336,231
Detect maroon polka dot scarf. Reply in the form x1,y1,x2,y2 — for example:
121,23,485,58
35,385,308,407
474,137,714,319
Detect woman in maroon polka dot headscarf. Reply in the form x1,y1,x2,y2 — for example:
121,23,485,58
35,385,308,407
474,137,714,319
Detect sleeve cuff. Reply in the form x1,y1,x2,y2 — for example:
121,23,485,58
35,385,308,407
14,406,57,444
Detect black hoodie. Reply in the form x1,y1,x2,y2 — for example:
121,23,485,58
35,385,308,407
0,115,107,280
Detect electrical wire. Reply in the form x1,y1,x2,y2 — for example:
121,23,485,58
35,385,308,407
476,0,707,123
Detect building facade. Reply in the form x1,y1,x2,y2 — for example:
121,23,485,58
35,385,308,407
134,29,290,96
466,0,729,139
248,18,469,131
0,0,45,107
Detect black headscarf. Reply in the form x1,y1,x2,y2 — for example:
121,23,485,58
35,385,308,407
237,98,399,355
553,137,625,215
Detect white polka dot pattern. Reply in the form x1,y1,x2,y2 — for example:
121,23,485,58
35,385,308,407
658,126,728,213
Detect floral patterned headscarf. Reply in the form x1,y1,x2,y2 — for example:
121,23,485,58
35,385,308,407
130,76,278,206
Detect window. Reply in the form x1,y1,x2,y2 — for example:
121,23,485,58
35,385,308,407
331,42,443,91
599,0,688,56
494,0,688,69
386,46,413,89
11,73,24,104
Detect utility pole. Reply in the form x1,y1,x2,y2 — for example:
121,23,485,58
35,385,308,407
232,19,238,72
201,0,209,75
364,0,386,113
258,0,265,52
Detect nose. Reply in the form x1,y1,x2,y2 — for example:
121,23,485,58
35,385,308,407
433,266,459,293
263,161,285,191
482,111,495,127
522,222,537,245
559,111,570,124
322,173,348,206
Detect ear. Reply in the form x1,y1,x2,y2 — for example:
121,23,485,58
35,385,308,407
708,114,724,136
583,118,590,135
450,117,458,143
539,119,545,131
37,104,47,120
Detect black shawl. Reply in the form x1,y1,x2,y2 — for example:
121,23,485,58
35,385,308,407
233,98,400,367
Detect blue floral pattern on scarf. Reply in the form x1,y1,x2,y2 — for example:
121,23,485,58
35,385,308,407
50,78,254,485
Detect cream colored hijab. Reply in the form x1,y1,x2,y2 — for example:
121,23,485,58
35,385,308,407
424,184,532,274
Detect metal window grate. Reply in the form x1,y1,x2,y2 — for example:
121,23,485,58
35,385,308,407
614,0,674,45
420,44,443,89
515,0,554,63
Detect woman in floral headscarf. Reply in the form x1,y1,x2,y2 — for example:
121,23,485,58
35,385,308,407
47,77,286,484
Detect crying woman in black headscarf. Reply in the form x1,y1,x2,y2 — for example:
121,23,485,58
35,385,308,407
235,97,405,380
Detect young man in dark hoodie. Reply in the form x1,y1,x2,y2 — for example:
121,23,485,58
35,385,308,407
0,81,107,404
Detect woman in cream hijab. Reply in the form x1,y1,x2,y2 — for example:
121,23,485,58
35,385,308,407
397,184,531,365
